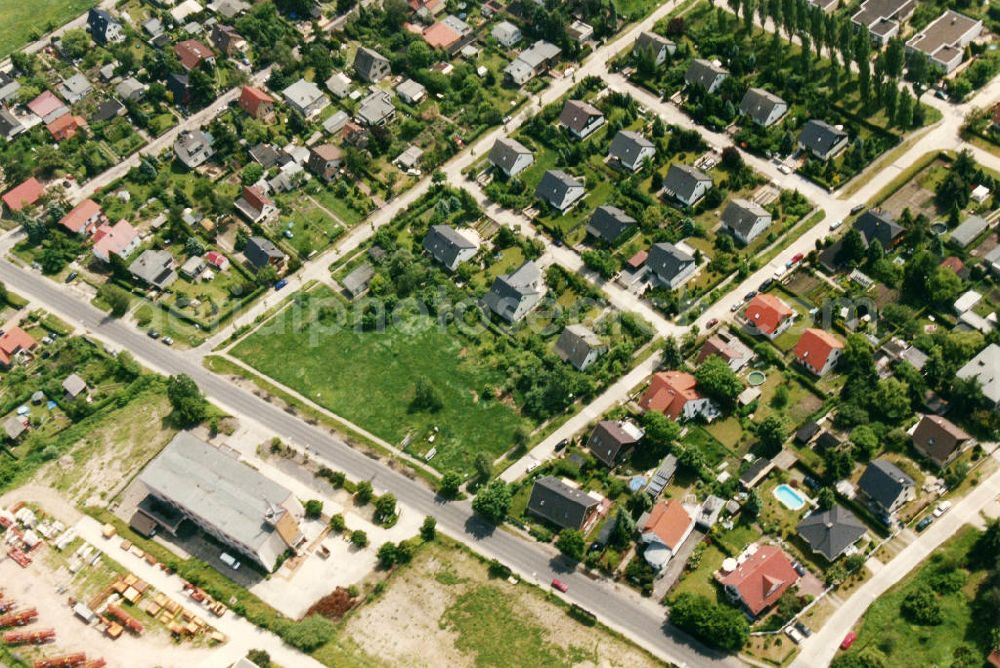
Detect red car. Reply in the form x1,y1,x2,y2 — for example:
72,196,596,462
551,578,569,593
790,253,805,264
840,631,857,650
706,318,719,329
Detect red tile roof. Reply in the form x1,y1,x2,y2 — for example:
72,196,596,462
422,22,462,48
642,499,692,550
718,545,798,616
2,178,45,212
939,256,965,274
205,251,228,268
745,293,793,336
239,86,274,116
59,199,102,234
46,114,86,141
627,250,648,269
175,40,214,71
241,185,272,212
639,371,702,420
92,220,138,259
0,326,37,367
793,328,843,372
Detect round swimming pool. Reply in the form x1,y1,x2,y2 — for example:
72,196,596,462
773,483,807,511
747,370,766,386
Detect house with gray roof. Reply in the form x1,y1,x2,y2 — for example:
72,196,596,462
129,250,178,289
59,74,93,104
142,17,164,37
646,242,696,289
906,10,982,74
356,90,395,127
912,414,972,468
662,163,712,206
396,79,426,105
586,205,636,245
281,79,329,119
555,324,606,371
684,59,728,93
957,343,1000,409
855,208,904,248
739,88,787,127
173,129,215,169
116,77,147,102
586,420,645,467
984,246,1000,278
949,215,989,249
851,0,916,44
489,137,533,178
208,0,250,18
88,8,126,45
0,72,22,104
504,40,561,85
858,459,915,522
341,263,375,299
423,224,477,271
798,120,849,161
721,198,772,245
0,109,24,141
797,505,867,561
634,31,676,66
535,170,584,212
558,100,604,140
322,110,350,136
244,236,285,272
354,47,391,83
527,476,601,531
491,20,522,48
608,130,655,172
4,415,27,441
138,432,305,571
62,373,88,399
481,261,545,322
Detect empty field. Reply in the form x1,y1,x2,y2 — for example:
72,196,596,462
0,0,95,59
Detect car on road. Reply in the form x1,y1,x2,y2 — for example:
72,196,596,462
744,290,757,301
730,302,741,312
841,631,857,650
795,622,812,638
932,501,952,517
706,318,719,329
759,278,774,292
829,219,843,231
65,271,78,283
161,336,174,346
916,516,934,532
790,253,804,264
551,578,568,593
147,330,160,339
554,438,569,452
778,164,792,175
274,278,288,290
850,204,865,215
526,460,540,473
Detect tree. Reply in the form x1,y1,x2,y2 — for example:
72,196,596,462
98,283,131,317
329,513,346,533
669,592,750,651
377,541,399,567
350,529,369,547
744,491,762,518
60,29,90,60
421,515,437,541
556,529,585,562
609,508,635,548
694,355,743,407
410,377,444,412
661,335,683,369
374,493,397,524
439,471,462,498
850,425,879,460
355,480,374,504
817,487,836,510
246,650,272,668
242,162,264,185
756,415,788,456
472,479,511,524
836,229,867,266
900,584,942,625
167,374,208,426
304,499,323,519
282,615,335,652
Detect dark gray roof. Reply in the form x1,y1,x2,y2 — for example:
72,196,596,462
535,170,583,207
558,100,603,134
586,205,636,244
797,504,867,561
92,99,125,123
950,215,988,248
858,459,914,510
489,137,532,174
250,143,281,169
662,164,711,202
721,198,771,238
481,260,544,320
795,421,820,444
738,457,772,486
684,58,728,89
608,130,654,167
646,242,694,283
634,31,675,56
129,250,177,288
854,209,903,247
0,109,23,137
526,476,600,530
342,263,375,297
798,120,848,157
555,324,604,370
586,420,642,467
354,47,390,81
423,224,476,269
244,236,284,269
739,87,786,125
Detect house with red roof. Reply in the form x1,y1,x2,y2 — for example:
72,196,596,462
92,220,140,262
744,293,794,339
0,326,38,369
639,371,719,421
46,114,87,142
793,328,844,376
204,251,230,271
640,499,694,570
2,178,45,213
175,40,216,71
408,0,444,15
718,544,799,617
239,86,275,122
234,186,277,224
59,199,104,235
27,90,68,123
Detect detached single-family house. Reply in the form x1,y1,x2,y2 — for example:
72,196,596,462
238,86,275,121
640,499,694,571
608,130,655,172
797,505,867,561
234,186,277,224
0,326,37,369
850,0,916,44
208,0,250,18
721,198,772,245
396,79,426,105
2,178,45,213
535,170,585,212
798,120,849,161
684,59,728,94
28,90,68,124
47,114,87,142
341,263,375,299
491,21,522,48
325,72,352,99
554,324,606,371
586,206,637,246
489,137,533,178
58,74,92,104
633,31,676,66
0,109,24,141
662,164,712,207
92,220,139,262
719,545,799,617
586,419,645,467
858,459,915,521
912,414,972,468
855,208,904,248
794,328,844,376
353,47,391,83
92,99,125,123
129,249,177,289
423,224,477,272
88,8,126,45
356,90,395,127
180,256,206,279
739,88,788,127
640,371,718,421
174,129,214,168
698,329,753,372
504,40,561,85
481,261,545,323
0,72,22,104
307,144,343,182
62,373,88,400
59,199,104,236
744,293,795,339
175,40,216,71
167,73,192,106
281,79,329,119
210,24,246,56
558,100,604,140
906,10,982,73
646,242,695,289
956,344,1000,409
526,476,601,531
244,237,286,272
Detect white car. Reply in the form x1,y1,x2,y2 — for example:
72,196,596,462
829,219,843,231
778,164,792,175
220,552,241,570
933,501,952,517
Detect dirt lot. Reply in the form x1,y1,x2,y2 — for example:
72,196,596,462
341,541,665,668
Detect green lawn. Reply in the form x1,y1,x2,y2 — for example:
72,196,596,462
0,0,95,58
231,287,525,474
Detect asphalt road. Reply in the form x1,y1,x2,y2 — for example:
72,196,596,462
0,259,740,667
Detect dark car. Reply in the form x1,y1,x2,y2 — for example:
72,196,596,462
795,622,812,638
551,578,569,593
744,290,757,301
554,438,569,452
147,330,160,339
274,278,288,290
758,278,774,292
850,204,865,215
706,318,719,329
916,516,934,532
65,271,78,283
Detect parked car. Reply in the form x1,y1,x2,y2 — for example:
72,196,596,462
759,278,774,292
785,626,805,644
554,438,569,452
790,253,804,264
220,552,241,570
744,290,757,301
161,337,174,346
274,278,288,290
730,302,741,312
795,622,812,638
551,578,569,593
706,318,719,329
916,516,934,532
65,271,78,283
147,330,160,339
932,501,952,517
778,164,792,175
850,204,865,215
829,219,843,231
841,632,857,650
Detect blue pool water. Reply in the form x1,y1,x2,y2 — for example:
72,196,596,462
773,484,807,510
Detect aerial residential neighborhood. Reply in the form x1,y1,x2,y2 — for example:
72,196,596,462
0,0,998,666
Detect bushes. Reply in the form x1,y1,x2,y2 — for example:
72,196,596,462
900,584,942,625
279,615,335,652
669,592,750,651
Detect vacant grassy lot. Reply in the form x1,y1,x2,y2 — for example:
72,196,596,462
0,0,95,58
231,287,525,474
336,540,663,668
